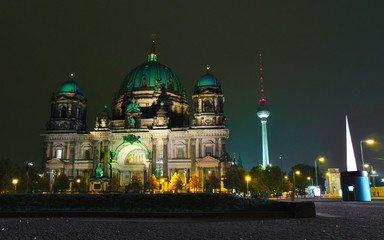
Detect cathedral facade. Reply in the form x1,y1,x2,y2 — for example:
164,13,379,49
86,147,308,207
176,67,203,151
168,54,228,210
41,42,230,192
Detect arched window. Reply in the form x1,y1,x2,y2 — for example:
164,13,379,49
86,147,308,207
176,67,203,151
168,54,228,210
60,106,67,118
203,99,213,113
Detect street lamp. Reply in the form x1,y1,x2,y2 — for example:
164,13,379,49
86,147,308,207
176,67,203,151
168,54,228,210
364,163,376,189
76,178,81,184
26,162,33,193
293,170,300,197
160,178,165,194
360,139,374,171
12,178,19,192
315,157,325,186
307,176,313,186
245,176,251,196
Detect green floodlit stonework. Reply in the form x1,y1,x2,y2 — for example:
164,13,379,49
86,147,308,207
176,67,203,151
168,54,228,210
197,73,220,87
119,61,184,95
126,99,141,112
57,80,83,94
123,134,141,144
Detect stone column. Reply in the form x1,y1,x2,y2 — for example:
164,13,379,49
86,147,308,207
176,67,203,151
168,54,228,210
92,141,100,177
103,140,110,178
66,142,71,160
190,139,196,175
221,138,227,162
163,138,169,178
151,138,157,175
71,141,76,177
214,97,218,112
47,142,52,159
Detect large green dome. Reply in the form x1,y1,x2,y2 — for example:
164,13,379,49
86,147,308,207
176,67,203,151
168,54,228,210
58,80,83,95
197,73,220,87
119,61,184,95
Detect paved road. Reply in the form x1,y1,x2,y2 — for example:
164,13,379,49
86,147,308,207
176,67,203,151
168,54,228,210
0,199,383,240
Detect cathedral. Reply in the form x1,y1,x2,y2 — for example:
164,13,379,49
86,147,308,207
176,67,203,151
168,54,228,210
41,42,230,192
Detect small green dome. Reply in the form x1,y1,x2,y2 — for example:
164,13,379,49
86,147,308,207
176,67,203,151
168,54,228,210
58,80,83,95
119,61,183,95
197,73,220,87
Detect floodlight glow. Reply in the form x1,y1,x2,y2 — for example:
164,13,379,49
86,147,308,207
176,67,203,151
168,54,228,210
12,179,18,185
295,171,300,175
257,110,270,119
346,116,357,172
76,179,81,183
366,139,374,144
208,170,212,174
318,157,325,162
246,176,251,182
307,177,311,180
372,170,376,174
364,164,369,168
284,176,288,179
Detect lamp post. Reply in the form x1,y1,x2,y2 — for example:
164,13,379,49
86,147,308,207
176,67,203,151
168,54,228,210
161,178,165,194
245,176,251,196
364,164,376,189
360,139,374,171
26,162,33,193
279,156,283,198
12,178,19,192
307,176,313,186
315,157,324,186
293,170,300,197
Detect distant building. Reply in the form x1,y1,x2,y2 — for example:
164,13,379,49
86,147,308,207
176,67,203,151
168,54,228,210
41,42,230,192
325,168,342,197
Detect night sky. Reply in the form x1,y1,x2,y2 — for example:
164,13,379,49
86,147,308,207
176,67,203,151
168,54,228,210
1,1,384,175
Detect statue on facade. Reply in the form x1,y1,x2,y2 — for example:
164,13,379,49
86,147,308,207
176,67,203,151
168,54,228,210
130,117,135,128
96,165,103,178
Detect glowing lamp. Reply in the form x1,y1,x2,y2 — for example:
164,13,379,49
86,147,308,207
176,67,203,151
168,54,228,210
295,171,300,175
366,139,374,144
12,179,18,185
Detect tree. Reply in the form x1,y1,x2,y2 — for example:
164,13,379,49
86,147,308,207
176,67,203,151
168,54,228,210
205,174,220,192
223,167,246,193
72,176,88,193
36,176,50,193
145,174,159,193
0,158,23,193
128,175,143,193
288,164,322,193
186,176,200,193
169,173,183,193
53,174,70,193
108,174,120,192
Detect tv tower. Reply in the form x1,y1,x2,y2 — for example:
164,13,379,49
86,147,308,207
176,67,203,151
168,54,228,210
256,52,271,169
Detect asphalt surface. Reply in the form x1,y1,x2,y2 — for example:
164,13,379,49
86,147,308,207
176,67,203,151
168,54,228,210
0,199,383,240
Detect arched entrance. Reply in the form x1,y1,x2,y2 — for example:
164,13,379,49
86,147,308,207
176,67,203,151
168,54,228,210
112,142,150,188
